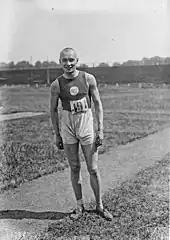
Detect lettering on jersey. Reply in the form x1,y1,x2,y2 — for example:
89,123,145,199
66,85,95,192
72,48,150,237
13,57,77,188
70,97,88,114
70,86,79,96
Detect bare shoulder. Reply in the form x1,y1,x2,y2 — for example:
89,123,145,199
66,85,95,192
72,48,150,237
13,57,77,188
50,79,60,94
85,72,97,87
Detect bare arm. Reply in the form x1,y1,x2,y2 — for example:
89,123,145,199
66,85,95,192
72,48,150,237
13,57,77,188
49,80,60,136
88,74,103,132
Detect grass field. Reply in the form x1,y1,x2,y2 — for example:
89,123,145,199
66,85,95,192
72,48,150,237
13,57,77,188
0,85,170,192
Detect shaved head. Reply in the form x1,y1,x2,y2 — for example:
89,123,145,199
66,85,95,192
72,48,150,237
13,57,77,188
59,47,77,59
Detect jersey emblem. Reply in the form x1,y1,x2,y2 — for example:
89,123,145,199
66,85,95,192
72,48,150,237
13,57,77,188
70,86,79,96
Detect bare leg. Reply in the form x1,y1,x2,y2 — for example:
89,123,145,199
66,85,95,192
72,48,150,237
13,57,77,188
64,143,82,201
81,143,103,209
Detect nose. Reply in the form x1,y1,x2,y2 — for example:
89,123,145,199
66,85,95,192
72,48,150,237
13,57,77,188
65,60,72,65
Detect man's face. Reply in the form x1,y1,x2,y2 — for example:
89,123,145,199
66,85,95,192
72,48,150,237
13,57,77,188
59,50,78,74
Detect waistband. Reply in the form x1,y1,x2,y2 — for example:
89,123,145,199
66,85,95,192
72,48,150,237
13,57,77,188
62,106,91,112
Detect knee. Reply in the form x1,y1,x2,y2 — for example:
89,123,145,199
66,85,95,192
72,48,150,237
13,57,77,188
87,165,98,176
70,163,80,174
70,164,80,182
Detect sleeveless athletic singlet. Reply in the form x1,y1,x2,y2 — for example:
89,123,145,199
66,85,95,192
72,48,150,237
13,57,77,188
58,71,91,114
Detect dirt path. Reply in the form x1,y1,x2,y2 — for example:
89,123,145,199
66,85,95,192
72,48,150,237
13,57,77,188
0,112,46,122
0,127,169,239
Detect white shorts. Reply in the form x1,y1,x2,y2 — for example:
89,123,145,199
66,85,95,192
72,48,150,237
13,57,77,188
61,108,95,145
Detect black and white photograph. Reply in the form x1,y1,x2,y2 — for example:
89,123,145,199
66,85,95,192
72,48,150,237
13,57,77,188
0,0,169,239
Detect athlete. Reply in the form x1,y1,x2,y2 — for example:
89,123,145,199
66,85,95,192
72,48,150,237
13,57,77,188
50,47,113,221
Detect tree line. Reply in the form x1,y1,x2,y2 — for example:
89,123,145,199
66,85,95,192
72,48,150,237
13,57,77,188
0,56,170,70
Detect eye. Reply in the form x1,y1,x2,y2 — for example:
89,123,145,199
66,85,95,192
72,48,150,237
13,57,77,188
69,58,75,62
61,58,75,63
61,58,68,63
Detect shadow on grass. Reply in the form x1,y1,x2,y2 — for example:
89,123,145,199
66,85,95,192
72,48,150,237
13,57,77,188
0,210,69,221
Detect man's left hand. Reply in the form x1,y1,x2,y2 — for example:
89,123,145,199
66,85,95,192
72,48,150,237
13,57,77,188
95,130,104,147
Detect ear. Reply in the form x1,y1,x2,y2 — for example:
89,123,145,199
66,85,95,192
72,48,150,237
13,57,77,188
59,59,61,64
76,58,79,63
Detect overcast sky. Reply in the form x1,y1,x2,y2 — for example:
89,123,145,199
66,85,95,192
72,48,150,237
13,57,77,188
0,0,169,64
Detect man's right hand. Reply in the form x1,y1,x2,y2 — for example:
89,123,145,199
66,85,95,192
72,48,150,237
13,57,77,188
56,134,64,150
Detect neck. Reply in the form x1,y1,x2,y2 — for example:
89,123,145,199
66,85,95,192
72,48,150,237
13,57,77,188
63,69,79,79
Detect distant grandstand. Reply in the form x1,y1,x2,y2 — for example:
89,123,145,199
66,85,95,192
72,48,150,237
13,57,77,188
0,64,170,86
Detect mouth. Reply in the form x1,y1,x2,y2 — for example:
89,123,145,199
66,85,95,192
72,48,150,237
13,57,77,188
64,65,74,71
